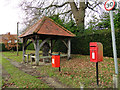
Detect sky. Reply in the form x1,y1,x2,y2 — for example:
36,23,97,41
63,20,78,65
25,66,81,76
0,0,119,35
0,0,24,34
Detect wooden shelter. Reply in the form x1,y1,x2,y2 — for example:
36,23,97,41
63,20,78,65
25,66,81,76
19,16,76,65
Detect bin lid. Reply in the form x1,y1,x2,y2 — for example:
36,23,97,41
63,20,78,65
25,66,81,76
52,54,60,56
52,52,60,55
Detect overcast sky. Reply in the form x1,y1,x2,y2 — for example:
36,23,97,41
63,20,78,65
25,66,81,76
0,0,24,34
0,0,102,35
0,0,119,35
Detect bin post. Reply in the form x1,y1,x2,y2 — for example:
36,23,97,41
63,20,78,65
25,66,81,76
58,52,61,72
96,62,99,86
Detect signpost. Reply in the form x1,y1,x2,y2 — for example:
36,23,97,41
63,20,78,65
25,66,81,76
104,0,118,88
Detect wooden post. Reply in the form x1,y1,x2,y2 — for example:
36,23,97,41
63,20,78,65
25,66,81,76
50,40,57,54
17,22,19,56
62,40,68,48
30,54,32,64
27,54,29,63
23,38,26,63
31,38,36,50
50,39,53,54
67,39,71,60
35,39,40,65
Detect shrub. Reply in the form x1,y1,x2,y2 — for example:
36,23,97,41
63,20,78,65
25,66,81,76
0,43,23,51
53,29,120,57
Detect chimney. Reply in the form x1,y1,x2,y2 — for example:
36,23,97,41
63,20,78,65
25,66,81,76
7,32,10,35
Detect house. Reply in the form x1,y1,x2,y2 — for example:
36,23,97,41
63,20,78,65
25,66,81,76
0,32,19,43
0,32,19,50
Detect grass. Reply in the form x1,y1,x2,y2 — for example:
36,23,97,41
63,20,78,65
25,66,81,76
2,51,120,88
1,55,50,88
37,55,119,88
0,53,2,89
2,50,42,62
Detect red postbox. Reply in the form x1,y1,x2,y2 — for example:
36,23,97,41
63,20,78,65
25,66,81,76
52,55,60,67
90,42,103,62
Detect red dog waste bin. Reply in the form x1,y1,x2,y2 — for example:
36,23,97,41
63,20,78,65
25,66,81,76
52,55,60,67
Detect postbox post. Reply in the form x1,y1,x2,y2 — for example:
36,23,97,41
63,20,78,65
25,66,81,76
90,42,103,86
96,62,99,86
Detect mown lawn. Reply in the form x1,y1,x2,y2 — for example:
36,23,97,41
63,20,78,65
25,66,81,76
1,53,50,88
2,51,120,88
37,55,119,88
2,50,41,62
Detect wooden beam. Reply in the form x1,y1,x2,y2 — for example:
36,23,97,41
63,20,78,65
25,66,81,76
25,41,32,50
62,40,68,48
31,38,36,50
67,39,71,60
39,38,50,51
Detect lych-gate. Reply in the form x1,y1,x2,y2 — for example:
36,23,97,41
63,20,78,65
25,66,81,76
19,16,76,65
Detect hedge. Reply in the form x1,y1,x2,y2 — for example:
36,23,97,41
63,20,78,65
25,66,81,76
27,43,35,50
0,43,8,51
0,43,23,51
53,29,120,58
26,40,42,50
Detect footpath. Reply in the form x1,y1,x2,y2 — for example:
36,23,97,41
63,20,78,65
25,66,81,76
2,56,70,88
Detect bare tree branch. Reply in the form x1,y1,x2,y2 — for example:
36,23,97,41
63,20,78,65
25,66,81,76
59,10,72,15
19,0,104,33
26,1,69,10
87,6,98,12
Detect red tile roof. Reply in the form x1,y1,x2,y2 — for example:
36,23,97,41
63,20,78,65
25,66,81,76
19,16,76,38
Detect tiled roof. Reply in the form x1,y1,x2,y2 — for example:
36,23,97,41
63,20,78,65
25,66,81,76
19,16,76,38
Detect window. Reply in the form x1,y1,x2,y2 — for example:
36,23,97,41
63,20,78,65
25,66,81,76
8,40,11,43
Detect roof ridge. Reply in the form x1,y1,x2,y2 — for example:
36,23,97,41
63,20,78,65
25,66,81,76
34,16,47,33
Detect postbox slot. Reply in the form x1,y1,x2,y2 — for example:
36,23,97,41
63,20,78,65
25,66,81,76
90,46,96,47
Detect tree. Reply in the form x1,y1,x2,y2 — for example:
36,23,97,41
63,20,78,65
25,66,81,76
20,0,103,33
2,33,18,50
49,15,79,35
87,9,120,30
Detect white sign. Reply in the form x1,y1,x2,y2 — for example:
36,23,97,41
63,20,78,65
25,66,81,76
104,0,116,11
